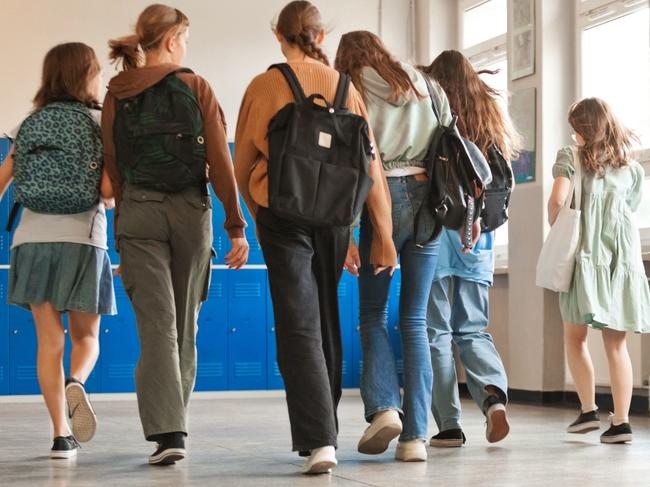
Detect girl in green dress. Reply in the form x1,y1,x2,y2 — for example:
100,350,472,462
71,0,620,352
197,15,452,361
548,98,650,444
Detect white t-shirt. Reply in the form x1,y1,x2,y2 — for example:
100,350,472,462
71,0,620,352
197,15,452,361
9,109,109,250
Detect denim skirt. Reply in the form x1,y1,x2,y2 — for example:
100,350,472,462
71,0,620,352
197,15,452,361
9,242,117,315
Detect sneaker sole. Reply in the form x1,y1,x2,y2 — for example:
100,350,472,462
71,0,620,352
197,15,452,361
302,460,337,475
149,448,186,465
600,434,632,444
65,383,97,443
395,452,427,462
429,438,464,448
486,405,510,443
567,420,601,434
358,423,403,455
50,449,78,459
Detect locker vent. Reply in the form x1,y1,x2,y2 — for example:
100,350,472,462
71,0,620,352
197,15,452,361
234,361,262,377
234,283,261,299
198,362,224,378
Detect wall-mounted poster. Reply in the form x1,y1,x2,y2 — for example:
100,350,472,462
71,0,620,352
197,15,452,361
509,87,536,184
510,0,535,80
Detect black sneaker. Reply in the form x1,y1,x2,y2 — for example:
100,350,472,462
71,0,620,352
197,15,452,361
65,377,97,443
600,422,632,444
567,410,600,433
149,433,186,465
50,436,80,459
429,429,466,448
484,395,510,443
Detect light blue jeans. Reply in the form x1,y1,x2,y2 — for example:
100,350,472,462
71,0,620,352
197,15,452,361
358,176,439,441
427,276,508,432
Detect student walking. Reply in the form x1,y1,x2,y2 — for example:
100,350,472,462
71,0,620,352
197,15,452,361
547,98,650,443
0,42,116,459
235,2,397,474
103,4,249,465
335,32,451,461
419,50,519,447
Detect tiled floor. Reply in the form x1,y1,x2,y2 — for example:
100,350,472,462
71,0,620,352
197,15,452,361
0,392,648,486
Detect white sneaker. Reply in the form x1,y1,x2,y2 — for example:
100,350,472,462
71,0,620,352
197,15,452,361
485,400,510,443
301,446,337,475
395,440,427,462
65,380,97,443
357,410,403,454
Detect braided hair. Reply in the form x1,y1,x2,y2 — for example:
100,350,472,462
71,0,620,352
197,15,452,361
276,1,329,66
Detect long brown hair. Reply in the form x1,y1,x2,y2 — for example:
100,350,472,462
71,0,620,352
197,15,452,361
275,1,329,65
334,31,422,103
419,50,520,160
33,42,101,110
109,4,189,70
569,98,637,176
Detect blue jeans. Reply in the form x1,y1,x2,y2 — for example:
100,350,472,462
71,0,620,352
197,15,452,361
427,276,508,431
358,176,439,441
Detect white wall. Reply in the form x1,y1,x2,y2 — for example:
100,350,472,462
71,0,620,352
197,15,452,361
0,0,411,136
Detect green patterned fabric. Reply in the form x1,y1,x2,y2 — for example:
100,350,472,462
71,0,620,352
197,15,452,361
13,102,103,214
113,69,207,193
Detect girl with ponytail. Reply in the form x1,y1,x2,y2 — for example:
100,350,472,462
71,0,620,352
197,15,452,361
234,0,397,475
102,3,248,465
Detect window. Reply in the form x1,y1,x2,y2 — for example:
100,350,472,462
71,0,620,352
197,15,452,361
461,0,510,253
462,0,508,48
578,0,650,238
580,5,650,148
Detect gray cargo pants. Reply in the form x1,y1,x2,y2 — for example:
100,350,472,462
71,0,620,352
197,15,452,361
117,184,213,440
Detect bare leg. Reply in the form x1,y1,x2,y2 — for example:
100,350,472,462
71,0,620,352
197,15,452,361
67,311,100,383
601,328,632,424
31,303,70,438
564,323,596,411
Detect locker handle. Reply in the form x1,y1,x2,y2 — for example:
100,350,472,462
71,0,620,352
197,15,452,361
231,327,237,333
12,329,18,335
104,329,110,334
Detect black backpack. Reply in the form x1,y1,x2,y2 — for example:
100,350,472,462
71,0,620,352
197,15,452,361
266,63,374,226
480,145,513,233
113,68,207,193
419,76,492,247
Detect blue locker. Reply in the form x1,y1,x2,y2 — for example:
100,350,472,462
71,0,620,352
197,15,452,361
227,270,267,390
105,210,120,264
338,273,355,388
0,186,15,265
0,271,10,394
99,277,139,392
210,193,229,265
241,203,264,264
9,306,39,394
350,272,362,388
266,283,284,390
195,270,229,391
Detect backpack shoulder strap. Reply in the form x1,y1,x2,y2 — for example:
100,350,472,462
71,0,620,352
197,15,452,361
421,74,442,125
269,63,307,104
334,73,351,110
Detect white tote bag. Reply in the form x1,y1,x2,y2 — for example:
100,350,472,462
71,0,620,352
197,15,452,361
535,147,582,292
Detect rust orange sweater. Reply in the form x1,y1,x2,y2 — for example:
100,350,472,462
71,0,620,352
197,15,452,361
234,61,397,267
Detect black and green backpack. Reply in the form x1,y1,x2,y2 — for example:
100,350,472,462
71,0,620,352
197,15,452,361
113,68,207,193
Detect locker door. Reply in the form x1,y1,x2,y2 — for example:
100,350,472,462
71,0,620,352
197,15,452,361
0,271,10,394
350,272,362,388
388,269,403,384
9,306,39,394
338,273,355,388
100,278,139,392
228,270,267,390
266,283,284,390
195,270,228,391
241,202,264,264
0,140,13,264
105,210,120,264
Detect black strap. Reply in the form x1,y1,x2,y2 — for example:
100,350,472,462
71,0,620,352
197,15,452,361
270,64,307,104
6,202,20,232
421,75,442,125
333,73,350,110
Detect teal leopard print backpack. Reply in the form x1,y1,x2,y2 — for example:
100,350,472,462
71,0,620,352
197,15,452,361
12,101,103,215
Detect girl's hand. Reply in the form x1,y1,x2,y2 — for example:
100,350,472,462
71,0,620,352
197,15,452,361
374,265,396,276
226,237,249,270
344,241,361,276
113,266,121,276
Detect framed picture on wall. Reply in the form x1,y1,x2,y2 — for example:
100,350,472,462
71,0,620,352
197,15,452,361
509,87,536,184
509,0,535,80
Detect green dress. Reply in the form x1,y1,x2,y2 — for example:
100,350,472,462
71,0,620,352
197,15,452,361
553,146,650,332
